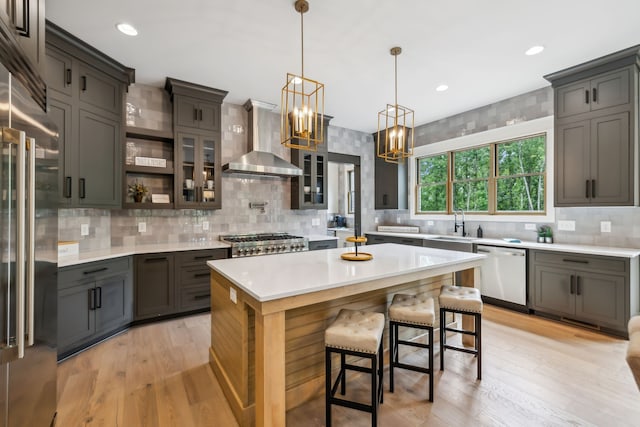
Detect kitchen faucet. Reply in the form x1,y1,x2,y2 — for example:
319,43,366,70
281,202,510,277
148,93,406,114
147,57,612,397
454,209,466,237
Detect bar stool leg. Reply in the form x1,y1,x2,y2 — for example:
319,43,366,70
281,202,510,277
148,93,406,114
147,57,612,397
371,353,377,426
476,313,482,380
440,308,445,371
378,341,384,404
428,324,434,402
389,321,395,393
340,352,346,395
325,348,332,427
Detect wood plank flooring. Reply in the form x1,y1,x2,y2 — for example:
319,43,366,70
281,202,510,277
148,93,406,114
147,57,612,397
57,306,640,426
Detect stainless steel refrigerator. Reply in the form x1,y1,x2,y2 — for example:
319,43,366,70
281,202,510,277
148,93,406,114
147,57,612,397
0,63,57,426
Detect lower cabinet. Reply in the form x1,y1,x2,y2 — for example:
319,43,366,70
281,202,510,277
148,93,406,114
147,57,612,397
308,239,338,251
58,257,133,359
365,233,424,246
134,248,228,320
529,250,629,335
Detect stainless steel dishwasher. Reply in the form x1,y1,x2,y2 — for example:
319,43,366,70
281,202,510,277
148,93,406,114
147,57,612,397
476,245,527,310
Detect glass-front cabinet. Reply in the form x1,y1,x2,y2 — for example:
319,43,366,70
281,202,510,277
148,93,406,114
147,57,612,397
176,131,220,209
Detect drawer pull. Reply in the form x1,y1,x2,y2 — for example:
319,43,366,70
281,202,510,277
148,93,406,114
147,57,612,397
592,88,597,102
81,76,87,91
194,272,210,278
83,267,108,275
193,255,211,260
66,68,72,85
144,256,168,262
79,178,86,199
562,258,589,264
193,294,210,300
585,90,589,104
64,176,72,198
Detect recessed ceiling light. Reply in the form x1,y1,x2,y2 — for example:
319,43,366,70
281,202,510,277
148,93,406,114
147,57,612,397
525,45,544,56
116,23,138,36
436,84,449,92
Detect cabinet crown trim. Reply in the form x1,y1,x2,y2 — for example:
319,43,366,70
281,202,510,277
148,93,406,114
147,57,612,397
165,77,228,103
544,44,640,86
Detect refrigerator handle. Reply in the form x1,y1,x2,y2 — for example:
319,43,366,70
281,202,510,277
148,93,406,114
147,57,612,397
26,137,35,347
15,129,27,359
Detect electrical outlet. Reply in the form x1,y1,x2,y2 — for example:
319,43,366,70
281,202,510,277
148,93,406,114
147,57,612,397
80,224,89,236
427,220,434,226
396,217,401,224
557,220,575,231
230,287,237,304
524,223,537,231
138,222,146,233
202,221,209,231
374,217,379,224
601,221,612,233
312,218,320,226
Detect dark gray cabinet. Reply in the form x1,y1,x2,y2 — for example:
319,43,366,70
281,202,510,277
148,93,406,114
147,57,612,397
291,115,332,210
365,233,423,246
175,249,227,311
165,78,227,209
45,22,134,208
545,46,639,207
373,131,408,210
308,239,338,251
134,253,176,320
529,250,629,335
58,257,133,358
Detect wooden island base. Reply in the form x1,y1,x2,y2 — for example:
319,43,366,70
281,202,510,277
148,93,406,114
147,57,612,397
209,269,468,426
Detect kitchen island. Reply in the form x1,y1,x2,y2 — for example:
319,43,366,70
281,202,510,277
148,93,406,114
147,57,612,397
207,243,485,427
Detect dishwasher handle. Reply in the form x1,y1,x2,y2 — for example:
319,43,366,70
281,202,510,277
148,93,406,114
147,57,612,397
476,246,526,257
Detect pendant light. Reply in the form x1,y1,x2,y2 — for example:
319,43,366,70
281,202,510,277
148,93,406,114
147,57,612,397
377,47,414,163
281,0,325,151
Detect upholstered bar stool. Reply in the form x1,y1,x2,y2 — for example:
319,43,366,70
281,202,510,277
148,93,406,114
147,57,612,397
439,285,483,380
325,309,385,426
388,293,436,401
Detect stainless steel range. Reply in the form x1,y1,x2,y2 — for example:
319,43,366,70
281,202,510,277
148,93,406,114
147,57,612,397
220,232,309,257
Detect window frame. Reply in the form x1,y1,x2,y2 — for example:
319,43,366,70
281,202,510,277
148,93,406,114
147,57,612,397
409,116,555,223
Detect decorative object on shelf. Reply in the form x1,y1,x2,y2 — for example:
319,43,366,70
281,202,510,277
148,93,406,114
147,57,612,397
134,156,167,168
341,233,373,261
537,225,553,243
128,181,149,202
377,46,414,164
280,0,324,151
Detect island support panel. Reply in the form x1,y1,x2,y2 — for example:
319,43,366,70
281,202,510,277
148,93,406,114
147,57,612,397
209,270,456,426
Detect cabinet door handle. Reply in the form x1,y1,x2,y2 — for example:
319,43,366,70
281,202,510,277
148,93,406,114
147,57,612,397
199,109,203,121
194,272,210,278
592,88,597,103
382,194,388,206
83,267,108,275
96,287,102,308
194,108,198,121
66,68,72,85
89,289,96,310
144,256,168,262
64,176,72,198
585,180,590,198
193,255,212,260
591,179,596,198
585,90,589,104
193,294,210,300
562,258,589,264
79,178,86,199
576,276,582,296
570,275,575,294
81,76,87,91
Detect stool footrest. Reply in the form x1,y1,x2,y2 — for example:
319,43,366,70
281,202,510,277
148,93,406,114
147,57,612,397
397,339,430,349
442,344,478,355
328,397,374,413
393,361,431,375
444,326,477,336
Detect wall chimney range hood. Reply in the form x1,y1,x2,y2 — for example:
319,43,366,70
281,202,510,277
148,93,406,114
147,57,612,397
223,99,302,177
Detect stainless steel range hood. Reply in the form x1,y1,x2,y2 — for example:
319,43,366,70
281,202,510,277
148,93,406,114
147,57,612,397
222,99,302,177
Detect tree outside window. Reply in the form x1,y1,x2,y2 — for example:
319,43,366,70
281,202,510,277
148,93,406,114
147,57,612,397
417,153,447,212
452,146,490,212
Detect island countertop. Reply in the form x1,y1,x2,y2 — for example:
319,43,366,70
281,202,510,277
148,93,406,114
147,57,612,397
207,243,485,302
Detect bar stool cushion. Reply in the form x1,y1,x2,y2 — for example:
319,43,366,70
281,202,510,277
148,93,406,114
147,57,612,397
389,293,435,326
325,309,385,354
439,285,483,313
627,316,640,391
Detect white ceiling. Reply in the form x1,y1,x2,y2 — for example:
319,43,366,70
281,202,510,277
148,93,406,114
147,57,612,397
47,0,640,133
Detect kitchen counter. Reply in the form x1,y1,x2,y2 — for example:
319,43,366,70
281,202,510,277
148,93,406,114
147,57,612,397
365,231,640,258
58,241,231,267
207,244,484,426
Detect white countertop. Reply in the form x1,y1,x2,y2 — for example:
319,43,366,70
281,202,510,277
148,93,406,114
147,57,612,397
207,243,485,302
59,241,231,268
365,231,640,258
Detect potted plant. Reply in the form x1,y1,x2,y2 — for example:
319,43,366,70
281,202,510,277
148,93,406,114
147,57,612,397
128,181,148,203
537,226,553,243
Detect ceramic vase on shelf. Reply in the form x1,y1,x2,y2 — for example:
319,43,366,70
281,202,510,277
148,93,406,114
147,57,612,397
134,194,143,203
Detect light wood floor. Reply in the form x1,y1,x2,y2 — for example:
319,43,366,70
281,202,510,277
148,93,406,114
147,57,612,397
57,306,640,426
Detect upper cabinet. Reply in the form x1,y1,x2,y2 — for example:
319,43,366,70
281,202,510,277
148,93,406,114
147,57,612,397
165,78,227,209
373,130,408,210
45,21,135,208
0,0,46,109
291,115,332,210
545,46,640,207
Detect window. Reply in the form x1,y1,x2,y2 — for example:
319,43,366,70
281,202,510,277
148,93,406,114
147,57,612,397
452,146,490,212
417,153,448,212
415,133,546,215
